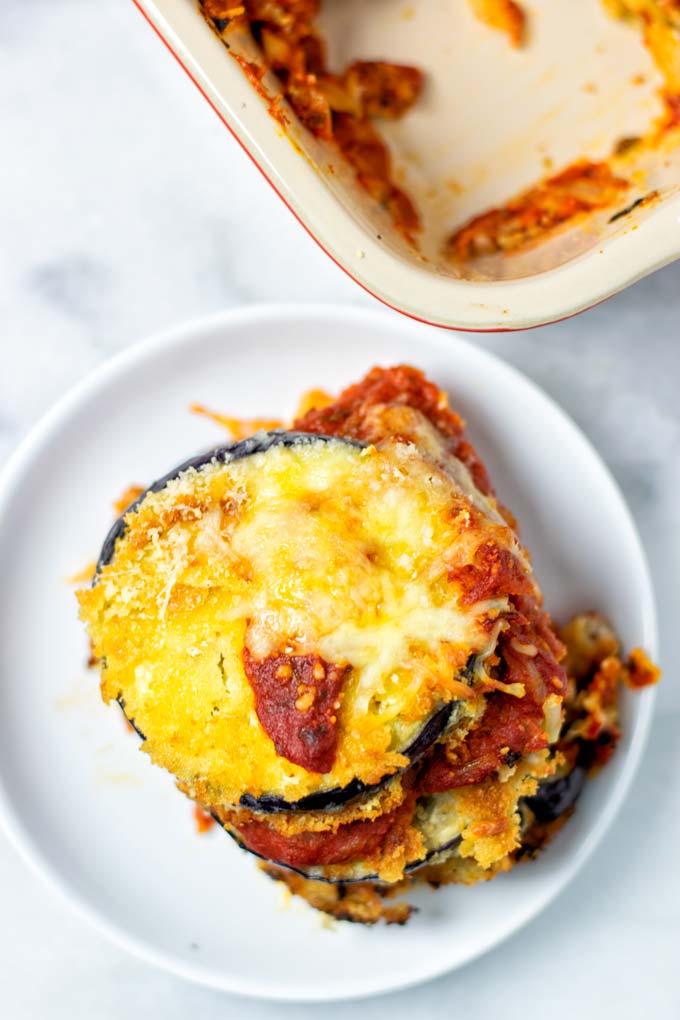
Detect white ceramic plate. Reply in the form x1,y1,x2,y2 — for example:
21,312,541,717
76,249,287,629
0,305,657,1001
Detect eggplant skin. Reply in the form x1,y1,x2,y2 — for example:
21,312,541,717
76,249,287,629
239,701,454,814
522,765,588,824
116,697,145,740
96,430,364,573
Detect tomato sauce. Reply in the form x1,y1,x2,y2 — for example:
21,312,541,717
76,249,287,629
293,364,492,496
453,539,535,605
237,799,411,867
419,692,547,792
193,804,216,834
243,650,348,773
420,597,566,793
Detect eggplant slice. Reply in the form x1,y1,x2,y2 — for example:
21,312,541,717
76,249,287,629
84,429,498,812
219,810,463,886
223,756,568,885
119,694,458,813
238,700,455,813
118,670,483,815
221,789,468,885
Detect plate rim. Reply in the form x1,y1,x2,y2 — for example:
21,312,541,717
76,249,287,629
0,303,659,1001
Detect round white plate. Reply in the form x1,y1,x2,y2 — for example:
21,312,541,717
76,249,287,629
0,305,657,1001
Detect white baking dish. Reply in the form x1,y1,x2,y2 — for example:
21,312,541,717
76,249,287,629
132,0,680,330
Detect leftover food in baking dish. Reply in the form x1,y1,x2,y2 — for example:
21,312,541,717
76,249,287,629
78,366,659,923
197,1,680,268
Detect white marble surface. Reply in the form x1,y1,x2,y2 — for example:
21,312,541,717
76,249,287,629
2,1,680,1016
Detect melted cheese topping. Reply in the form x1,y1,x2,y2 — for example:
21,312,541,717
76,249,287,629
79,435,530,806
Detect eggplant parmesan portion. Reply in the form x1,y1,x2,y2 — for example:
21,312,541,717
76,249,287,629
218,740,555,885
79,365,659,925
80,410,529,810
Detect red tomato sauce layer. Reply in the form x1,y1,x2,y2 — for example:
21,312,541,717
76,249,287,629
243,650,348,773
293,364,492,496
237,800,411,868
419,692,547,792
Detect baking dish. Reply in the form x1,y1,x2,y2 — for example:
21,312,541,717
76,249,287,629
132,1,680,330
